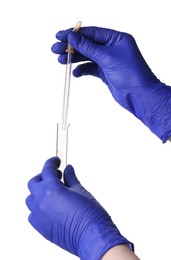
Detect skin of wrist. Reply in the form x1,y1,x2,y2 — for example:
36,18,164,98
101,245,140,260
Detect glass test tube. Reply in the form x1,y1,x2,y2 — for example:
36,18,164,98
56,123,70,172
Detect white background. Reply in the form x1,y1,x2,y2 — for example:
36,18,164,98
0,0,171,259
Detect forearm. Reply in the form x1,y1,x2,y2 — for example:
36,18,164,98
101,245,140,260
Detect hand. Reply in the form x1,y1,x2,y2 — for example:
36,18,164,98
51,26,171,142
26,157,133,259
52,26,159,91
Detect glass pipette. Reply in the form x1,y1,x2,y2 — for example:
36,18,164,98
62,42,73,131
56,21,82,172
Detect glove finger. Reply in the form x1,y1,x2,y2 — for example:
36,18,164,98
58,51,88,64
79,27,120,44
51,42,67,54
28,213,50,241
68,32,105,64
73,62,100,78
28,213,39,232
64,165,95,200
27,173,42,193
41,157,62,181
73,62,108,86
25,194,35,212
63,165,80,187
56,28,73,41
56,27,120,44
79,26,120,45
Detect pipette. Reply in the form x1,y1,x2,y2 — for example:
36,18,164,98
62,21,82,130
56,21,82,171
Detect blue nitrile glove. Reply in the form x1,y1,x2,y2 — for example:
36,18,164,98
51,26,171,142
26,157,133,260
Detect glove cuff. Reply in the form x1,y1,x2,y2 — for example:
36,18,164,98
78,216,134,260
119,83,171,142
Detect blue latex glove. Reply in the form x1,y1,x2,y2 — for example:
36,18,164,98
26,157,133,259
51,26,171,142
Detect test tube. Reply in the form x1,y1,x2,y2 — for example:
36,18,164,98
56,122,70,172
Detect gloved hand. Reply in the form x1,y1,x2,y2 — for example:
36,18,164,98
26,157,133,260
51,26,171,142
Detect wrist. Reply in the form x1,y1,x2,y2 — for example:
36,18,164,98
78,216,134,260
123,82,171,142
101,245,140,260
142,82,171,142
